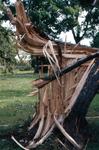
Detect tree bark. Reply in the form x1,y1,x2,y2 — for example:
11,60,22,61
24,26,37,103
54,59,99,149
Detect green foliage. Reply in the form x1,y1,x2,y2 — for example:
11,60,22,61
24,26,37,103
0,4,16,74
87,95,99,116
0,25,16,73
24,0,79,38
91,32,99,48
0,26,15,60
23,0,99,43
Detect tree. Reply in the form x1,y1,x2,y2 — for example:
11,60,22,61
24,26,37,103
0,5,16,73
91,32,99,48
18,0,99,72
8,0,98,72
23,0,99,43
5,1,99,149
5,0,99,72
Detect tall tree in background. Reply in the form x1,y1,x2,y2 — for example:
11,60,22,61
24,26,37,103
22,0,99,44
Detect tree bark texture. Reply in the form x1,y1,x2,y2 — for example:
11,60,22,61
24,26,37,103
54,59,99,150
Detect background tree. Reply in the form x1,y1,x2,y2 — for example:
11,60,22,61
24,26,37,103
2,0,99,44
91,32,99,48
2,0,99,72
18,0,99,72
23,0,99,43
0,4,16,73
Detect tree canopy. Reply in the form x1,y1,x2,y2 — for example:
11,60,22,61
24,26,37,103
21,0,99,43
1,0,99,72
1,0,99,44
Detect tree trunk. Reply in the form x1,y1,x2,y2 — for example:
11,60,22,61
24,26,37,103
54,59,99,149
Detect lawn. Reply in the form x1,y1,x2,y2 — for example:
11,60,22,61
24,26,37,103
0,70,38,127
0,70,99,150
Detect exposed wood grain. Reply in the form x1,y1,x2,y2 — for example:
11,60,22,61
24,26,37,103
33,52,99,88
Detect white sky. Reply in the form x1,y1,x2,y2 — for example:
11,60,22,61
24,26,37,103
59,31,91,46
10,0,16,3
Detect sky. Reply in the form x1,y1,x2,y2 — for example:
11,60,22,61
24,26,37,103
59,31,91,46
10,0,16,3
59,10,92,46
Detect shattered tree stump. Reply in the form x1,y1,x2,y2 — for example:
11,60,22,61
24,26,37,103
5,0,99,149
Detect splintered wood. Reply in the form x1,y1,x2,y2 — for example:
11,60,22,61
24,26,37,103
5,0,99,150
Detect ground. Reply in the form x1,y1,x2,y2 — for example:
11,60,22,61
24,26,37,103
0,70,99,150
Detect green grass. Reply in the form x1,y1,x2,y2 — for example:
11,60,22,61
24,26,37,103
0,70,99,150
86,95,99,150
0,71,38,127
86,118,99,150
0,70,39,149
87,95,99,117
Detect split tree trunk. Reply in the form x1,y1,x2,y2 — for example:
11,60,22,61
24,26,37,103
4,1,99,149
54,59,99,150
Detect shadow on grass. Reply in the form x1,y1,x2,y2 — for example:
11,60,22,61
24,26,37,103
0,119,99,150
87,119,99,150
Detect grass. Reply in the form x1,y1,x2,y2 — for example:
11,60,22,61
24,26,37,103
86,95,99,150
0,70,99,150
86,118,99,150
87,95,99,117
0,70,38,149
0,71,38,127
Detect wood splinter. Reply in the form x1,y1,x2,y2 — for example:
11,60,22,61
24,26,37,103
54,115,82,150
